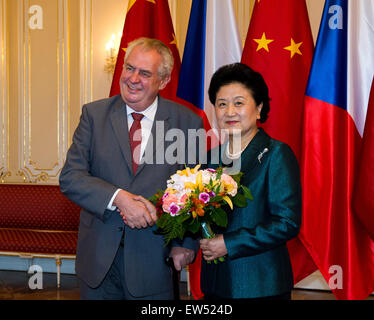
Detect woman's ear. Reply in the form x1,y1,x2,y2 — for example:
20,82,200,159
256,103,263,120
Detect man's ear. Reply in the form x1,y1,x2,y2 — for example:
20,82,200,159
159,75,171,90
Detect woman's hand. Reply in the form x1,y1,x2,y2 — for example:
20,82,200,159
200,234,228,261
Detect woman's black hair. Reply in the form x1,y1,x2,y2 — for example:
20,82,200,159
208,63,270,123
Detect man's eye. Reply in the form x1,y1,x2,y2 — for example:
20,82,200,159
140,71,152,78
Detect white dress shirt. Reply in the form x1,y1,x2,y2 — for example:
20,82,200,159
107,97,158,210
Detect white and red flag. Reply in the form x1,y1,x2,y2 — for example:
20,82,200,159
301,0,374,299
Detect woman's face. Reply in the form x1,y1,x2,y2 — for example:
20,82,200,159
214,82,262,140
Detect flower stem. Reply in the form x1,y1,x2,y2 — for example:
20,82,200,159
201,221,225,264
201,221,215,239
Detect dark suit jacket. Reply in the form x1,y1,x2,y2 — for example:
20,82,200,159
59,94,204,297
201,128,302,299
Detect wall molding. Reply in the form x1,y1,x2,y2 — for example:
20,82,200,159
0,0,9,182
17,0,70,184
79,0,92,106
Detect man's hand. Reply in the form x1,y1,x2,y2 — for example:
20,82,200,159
170,247,195,271
113,190,156,229
133,195,158,224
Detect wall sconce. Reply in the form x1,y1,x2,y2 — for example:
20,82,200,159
104,34,120,75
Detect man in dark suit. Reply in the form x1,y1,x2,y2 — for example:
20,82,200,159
59,37,204,299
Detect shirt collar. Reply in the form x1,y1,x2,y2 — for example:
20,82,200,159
126,97,158,122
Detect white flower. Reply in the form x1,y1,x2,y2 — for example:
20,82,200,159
167,172,198,193
201,169,217,185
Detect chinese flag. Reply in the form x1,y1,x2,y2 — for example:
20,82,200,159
110,0,180,103
241,0,317,283
110,0,209,128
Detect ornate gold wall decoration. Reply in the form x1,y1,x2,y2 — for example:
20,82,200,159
0,0,9,181
79,0,92,106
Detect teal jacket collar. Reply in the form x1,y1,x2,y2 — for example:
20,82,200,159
240,128,271,171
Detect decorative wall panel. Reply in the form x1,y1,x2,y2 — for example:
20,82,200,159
79,0,92,106
16,0,70,184
0,0,9,182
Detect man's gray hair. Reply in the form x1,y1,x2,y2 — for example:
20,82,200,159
124,37,174,79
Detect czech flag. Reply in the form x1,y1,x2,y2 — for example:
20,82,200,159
301,0,374,299
177,0,242,299
177,0,242,133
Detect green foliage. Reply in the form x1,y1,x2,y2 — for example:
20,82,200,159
210,207,228,228
232,192,247,207
185,217,200,234
149,190,164,205
241,185,253,200
230,172,244,184
215,167,223,180
156,213,185,246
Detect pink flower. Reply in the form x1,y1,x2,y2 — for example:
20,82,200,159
180,193,188,205
220,174,238,196
169,204,181,216
162,193,179,213
208,191,216,198
199,192,210,203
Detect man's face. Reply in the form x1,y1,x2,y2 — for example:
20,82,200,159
120,46,170,111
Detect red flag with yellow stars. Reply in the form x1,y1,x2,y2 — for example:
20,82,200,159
242,0,313,162
241,0,317,284
109,0,180,102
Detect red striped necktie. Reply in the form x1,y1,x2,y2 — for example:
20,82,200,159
129,112,144,174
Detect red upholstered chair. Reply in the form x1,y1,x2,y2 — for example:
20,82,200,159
0,184,81,287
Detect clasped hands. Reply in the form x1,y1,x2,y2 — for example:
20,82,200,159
113,189,194,270
113,189,157,229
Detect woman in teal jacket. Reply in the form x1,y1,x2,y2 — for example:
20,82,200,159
200,63,302,300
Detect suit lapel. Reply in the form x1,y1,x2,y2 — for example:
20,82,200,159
110,97,133,174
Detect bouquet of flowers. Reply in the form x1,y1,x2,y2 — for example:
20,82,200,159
150,165,252,262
